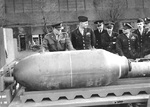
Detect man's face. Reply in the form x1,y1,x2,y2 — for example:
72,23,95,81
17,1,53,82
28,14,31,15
53,27,62,35
97,23,104,30
106,25,113,33
123,28,131,34
80,21,88,28
137,22,144,29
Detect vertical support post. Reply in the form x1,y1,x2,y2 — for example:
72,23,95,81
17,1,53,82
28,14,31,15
147,95,150,107
3,28,15,64
0,76,5,91
0,28,6,68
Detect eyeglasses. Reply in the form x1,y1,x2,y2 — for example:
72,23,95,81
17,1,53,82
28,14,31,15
97,24,103,27
107,27,113,29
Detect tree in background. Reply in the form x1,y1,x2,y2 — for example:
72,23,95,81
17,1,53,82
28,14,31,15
107,0,126,22
33,0,49,34
33,0,61,34
93,0,127,32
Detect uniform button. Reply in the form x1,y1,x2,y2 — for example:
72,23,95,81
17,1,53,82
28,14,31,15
83,44,85,46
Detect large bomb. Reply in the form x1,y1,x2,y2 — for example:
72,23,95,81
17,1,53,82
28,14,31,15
13,49,130,91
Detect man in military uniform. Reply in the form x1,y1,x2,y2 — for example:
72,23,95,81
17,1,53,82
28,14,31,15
101,22,118,53
143,17,150,57
133,18,147,57
94,20,107,49
42,22,74,52
71,16,96,50
116,23,139,59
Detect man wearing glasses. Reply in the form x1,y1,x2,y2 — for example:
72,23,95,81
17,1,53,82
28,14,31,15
94,20,107,49
101,22,118,53
42,22,74,52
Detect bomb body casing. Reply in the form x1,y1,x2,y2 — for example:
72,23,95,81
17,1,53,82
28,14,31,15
13,49,130,91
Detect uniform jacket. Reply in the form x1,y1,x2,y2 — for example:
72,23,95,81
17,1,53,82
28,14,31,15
143,30,150,56
42,32,74,52
116,33,139,59
94,29,107,49
71,27,96,50
101,31,118,53
133,29,147,56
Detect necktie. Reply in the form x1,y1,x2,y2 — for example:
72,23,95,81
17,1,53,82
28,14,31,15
56,34,59,40
139,29,143,35
99,30,101,33
82,29,84,35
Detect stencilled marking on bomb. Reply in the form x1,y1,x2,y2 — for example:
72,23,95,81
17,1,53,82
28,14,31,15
42,76,64,89
1,95,6,98
4,101,7,104
86,78,94,86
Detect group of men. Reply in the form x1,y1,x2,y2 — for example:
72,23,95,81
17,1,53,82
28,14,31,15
117,18,150,59
42,15,150,59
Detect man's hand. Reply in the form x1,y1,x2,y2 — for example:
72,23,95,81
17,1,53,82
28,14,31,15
39,47,45,53
90,46,96,50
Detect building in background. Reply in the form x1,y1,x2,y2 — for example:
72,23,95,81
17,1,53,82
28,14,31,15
0,0,150,50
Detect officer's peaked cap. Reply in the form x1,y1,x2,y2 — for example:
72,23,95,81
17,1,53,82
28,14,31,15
94,20,104,24
145,17,150,24
51,23,63,29
78,16,88,22
137,18,144,23
123,23,133,29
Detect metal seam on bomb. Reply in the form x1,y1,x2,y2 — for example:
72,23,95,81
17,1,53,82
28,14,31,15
118,60,122,78
69,52,73,87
